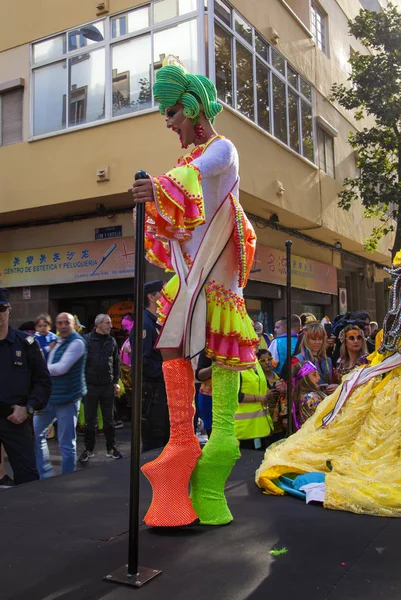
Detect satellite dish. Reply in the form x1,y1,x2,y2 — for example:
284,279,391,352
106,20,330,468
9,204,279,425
77,25,104,42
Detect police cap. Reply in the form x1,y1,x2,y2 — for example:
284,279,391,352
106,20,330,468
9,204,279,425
0,287,9,305
144,280,164,295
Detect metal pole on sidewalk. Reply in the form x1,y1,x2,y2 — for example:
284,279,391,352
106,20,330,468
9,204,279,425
286,240,293,437
104,171,161,589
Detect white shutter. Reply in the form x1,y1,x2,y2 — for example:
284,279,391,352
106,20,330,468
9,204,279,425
1,88,23,146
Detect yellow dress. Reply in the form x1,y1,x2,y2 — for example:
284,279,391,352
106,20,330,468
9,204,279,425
255,332,401,517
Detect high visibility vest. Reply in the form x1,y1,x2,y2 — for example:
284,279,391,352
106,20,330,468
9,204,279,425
234,362,273,440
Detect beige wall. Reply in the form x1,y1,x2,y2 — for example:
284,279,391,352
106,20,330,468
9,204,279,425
0,0,145,52
0,213,133,252
0,0,393,272
1,103,387,260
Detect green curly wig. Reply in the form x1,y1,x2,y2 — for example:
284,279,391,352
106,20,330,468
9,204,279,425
153,65,223,124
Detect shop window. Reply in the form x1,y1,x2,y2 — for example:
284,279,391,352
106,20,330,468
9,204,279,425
1,87,23,146
301,305,324,321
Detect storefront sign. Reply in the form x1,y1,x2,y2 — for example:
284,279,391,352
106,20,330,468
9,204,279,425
250,245,337,295
107,300,134,329
0,237,134,288
95,225,122,240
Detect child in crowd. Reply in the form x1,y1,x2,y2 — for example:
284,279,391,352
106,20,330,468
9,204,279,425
34,314,57,360
292,361,326,429
259,349,287,441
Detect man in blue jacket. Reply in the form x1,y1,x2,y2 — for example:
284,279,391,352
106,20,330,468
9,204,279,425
34,312,86,478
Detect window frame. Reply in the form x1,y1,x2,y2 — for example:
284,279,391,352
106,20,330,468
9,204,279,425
0,81,24,147
211,0,315,162
29,0,203,140
317,125,335,178
310,1,327,55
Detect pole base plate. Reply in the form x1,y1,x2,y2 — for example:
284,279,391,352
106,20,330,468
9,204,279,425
104,565,162,588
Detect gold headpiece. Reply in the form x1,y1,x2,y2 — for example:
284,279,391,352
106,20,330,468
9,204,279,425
161,54,187,70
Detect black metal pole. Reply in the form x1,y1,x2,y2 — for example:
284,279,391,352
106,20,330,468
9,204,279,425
104,171,161,588
286,240,293,437
127,172,146,575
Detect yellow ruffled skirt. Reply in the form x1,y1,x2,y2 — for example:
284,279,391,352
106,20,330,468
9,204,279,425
158,275,258,369
255,368,401,517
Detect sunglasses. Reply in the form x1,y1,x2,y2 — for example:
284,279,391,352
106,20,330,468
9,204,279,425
347,335,363,341
0,305,10,313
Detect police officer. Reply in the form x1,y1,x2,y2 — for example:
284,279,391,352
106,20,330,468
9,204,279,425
0,287,51,484
130,280,169,451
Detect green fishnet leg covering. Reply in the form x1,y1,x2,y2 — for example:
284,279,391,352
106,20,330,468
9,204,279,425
190,364,241,525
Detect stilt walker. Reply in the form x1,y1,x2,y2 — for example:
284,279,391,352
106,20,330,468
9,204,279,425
131,59,258,527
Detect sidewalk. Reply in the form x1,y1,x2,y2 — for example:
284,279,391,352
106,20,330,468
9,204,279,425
3,422,133,479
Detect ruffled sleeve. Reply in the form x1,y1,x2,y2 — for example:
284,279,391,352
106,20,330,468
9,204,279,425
144,163,205,270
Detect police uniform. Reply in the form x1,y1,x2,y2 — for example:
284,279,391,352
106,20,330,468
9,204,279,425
130,280,169,451
0,325,51,484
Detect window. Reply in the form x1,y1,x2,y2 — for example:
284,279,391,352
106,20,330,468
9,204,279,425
359,0,381,12
317,126,335,177
311,2,327,54
1,87,23,146
213,1,314,161
31,1,199,137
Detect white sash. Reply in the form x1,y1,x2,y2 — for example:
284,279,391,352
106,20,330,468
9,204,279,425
155,195,235,359
321,351,401,427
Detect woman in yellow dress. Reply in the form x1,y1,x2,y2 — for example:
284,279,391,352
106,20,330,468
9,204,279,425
255,252,401,517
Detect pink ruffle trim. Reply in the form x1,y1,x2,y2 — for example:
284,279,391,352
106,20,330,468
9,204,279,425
206,331,258,370
159,177,203,224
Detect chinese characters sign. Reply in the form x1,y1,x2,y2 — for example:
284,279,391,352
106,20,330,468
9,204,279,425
0,238,134,287
250,245,337,295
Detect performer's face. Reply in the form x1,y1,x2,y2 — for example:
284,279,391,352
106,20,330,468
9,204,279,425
165,104,194,149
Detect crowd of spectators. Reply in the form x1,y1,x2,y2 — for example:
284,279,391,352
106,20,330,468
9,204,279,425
239,309,375,448
0,278,378,487
0,287,127,489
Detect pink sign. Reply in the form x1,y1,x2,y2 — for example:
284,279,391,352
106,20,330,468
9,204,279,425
249,245,337,295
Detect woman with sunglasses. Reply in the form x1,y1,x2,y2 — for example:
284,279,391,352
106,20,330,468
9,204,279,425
337,324,368,377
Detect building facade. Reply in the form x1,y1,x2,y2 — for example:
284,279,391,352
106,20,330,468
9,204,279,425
0,0,395,331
